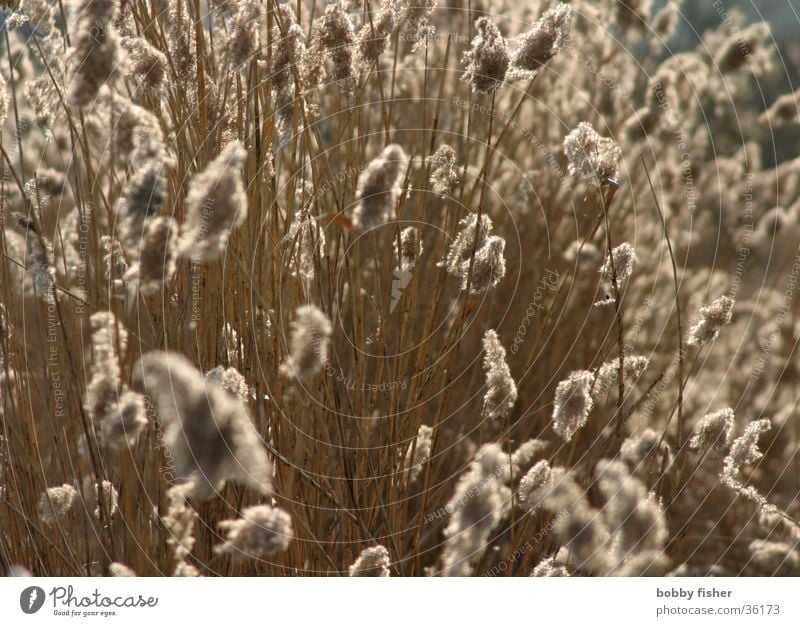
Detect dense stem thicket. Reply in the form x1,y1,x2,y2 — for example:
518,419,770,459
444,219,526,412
1,0,799,577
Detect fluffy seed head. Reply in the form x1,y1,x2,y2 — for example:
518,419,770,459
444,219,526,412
178,141,248,264
404,424,433,482
510,3,572,79
215,505,294,559
318,2,357,96
462,17,510,94
136,351,272,499
441,443,511,575
101,389,148,450
400,0,437,52
356,0,399,66
481,330,517,421
225,1,263,68
564,122,622,184
38,484,79,524
686,295,734,346
552,370,595,441
280,305,333,381
284,204,326,281
721,419,773,511
349,545,391,576
394,226,422,275
466,235,507,294
123,216,178,296
14,214,56,304
690,408,735,457
109,562,136,576
67,0,121,108
205,366,250,406
540,469,611,574
748,540,800,576
531,557,570,577
353,144,407,232
594,354,649,401
596,460,666,558
441,213,493,277
120,36,167,93
429,144,461,195
93,480,119,520
518,459,552,511
600,242,636,284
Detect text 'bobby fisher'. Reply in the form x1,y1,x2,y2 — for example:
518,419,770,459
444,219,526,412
656,587,733,601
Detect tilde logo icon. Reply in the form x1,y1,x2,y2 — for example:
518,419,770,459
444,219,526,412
20,586,46,614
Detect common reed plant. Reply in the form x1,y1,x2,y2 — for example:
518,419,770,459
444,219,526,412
1,0,799,577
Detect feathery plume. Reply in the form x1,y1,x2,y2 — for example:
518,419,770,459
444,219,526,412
284,204,326,281
518,459,552,511
404,424,433,482
748,540,800,576
600,242,637,285
120,36,167,94
162,484,197,563
429,144,461,195
531,557,570,577
101,389,148,450
0,71,8,126
205,366,250,406
178,141,248,264
551,370,595,441
721,418,773,511
759,90,800,127
349,545,391,576
318,2,356,97
686,295,734,346
441,213,493,276
394,226,422,275
509,3,572,80
215,505,293,559
462,17,510,94
715,22,770,75
615,0,652,29
93,480,119,520
401,0,437,51
67,0,121,108
540,468,611,574
167,0,196,86
353,144,407,232
596,460,666,559
690,408,735,458
356,0,399,66
620,428,672,469
118,161,165,251
38,484,78,524
594,354,648,400
225,1,263,68
441,443,511,575
466,235,507,294
564,122,622,184
481,330,517,421
124,216,178,296
109,563,137,577
510,439,549,475
13,213,56,304
136,351,272,499
280,305,333,381
270,7,305,145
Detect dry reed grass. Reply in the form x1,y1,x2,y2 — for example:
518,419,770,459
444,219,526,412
0,0,799,577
